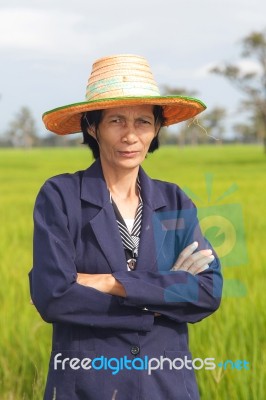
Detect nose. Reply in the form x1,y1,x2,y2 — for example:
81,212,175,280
121,121,138,144
122,133,138,144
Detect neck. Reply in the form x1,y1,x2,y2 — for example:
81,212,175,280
100,161,139,200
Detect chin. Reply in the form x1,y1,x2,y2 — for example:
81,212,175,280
118,160,141,169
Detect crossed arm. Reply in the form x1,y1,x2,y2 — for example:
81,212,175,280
30,181,222,326
76,241,215,297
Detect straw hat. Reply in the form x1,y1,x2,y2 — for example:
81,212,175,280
42,54,206,135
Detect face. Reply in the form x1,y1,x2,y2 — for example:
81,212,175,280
89,105,159,172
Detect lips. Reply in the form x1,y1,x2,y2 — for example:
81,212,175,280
118,151,139,157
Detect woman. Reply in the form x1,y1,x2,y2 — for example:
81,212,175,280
29,54,223,400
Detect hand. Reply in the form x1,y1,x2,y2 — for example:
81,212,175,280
76,273,126,297
171,241,214,275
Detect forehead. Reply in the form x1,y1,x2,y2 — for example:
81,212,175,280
102,105,154,118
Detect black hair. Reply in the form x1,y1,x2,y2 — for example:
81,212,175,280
81,105,165,159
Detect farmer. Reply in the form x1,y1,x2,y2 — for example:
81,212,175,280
29,54,222,399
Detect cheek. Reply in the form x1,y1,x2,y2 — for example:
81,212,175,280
97,133,116,150
144,133,156,147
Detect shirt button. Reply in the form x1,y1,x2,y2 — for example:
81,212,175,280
130,346,140,355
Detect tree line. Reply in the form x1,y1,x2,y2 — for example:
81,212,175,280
1,28,266,150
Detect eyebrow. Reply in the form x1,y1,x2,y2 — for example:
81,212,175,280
105,113,154,120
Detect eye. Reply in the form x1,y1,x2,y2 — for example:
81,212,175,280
138,119,151,125
110,117,125,125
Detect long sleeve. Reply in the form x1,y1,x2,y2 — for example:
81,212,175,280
113,189,223,324
29,180,154,331
113,265,221,324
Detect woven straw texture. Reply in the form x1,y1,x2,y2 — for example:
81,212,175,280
42,54,206,135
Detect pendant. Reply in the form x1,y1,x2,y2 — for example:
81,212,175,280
127,258,136,270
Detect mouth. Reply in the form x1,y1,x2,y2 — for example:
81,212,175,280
118,151,140,158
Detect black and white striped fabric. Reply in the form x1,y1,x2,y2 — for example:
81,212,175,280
110,179,143,270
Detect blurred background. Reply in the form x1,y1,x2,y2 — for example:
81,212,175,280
1,0,266,148
0,0,265,398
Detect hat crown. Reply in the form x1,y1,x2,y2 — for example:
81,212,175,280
43,53,206,135
86,54,161,101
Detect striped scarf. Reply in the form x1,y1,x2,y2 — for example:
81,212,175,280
110,179,143,270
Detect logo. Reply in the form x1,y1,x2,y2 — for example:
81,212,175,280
53,353,250,375
153,173,248,298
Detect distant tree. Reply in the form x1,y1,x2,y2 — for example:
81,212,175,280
233,122,256,142
202,107,227,141
5,106,38,148
210,29,266,152
161,85,198,98
161,86,202,145
174,107,226,146
41,132,82,147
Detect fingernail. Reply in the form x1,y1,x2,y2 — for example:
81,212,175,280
209,255,215,260
192,241,198,250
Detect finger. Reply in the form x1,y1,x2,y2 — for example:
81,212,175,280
173,241,198,270
184,249,213,270
183,264,210,276
154,313,161,317
172,248,212,271
193,264,210,275
173,252,214,273
186,255,215,275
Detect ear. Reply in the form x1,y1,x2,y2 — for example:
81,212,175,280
87,125,97,139
154,123,161,137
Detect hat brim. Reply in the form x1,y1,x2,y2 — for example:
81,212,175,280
42,96,206,135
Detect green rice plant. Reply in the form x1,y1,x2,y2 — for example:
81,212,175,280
0,145,265,399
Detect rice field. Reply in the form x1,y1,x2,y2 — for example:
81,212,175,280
0,145,265,399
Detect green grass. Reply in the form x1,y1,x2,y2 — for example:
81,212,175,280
0,145,265,399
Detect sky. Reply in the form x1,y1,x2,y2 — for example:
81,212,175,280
0,0,266,137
